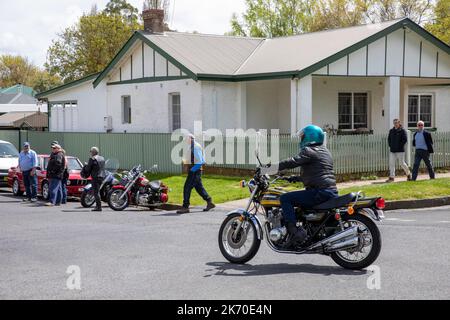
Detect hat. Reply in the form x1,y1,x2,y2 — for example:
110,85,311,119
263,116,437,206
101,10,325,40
23,142,30,147
51,140,59,146
52,144,61,149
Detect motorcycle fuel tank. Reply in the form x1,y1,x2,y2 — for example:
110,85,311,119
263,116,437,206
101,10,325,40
260,188,286,207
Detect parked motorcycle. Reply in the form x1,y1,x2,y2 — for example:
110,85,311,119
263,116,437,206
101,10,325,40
107,164,169,211
80,171,117,208
218,153,384,270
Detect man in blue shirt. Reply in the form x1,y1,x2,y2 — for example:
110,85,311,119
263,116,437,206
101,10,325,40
18,142,38,202
177,134,215,214
412,121,435,181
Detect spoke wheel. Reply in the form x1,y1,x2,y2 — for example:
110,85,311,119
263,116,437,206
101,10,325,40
331,214,381,270
81,190,96,208
107,189,129,211
218,213,261,264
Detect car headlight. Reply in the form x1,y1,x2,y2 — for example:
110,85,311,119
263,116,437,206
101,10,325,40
66,180,71,186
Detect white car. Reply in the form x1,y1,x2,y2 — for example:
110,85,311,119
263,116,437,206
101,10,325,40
0,140,19,186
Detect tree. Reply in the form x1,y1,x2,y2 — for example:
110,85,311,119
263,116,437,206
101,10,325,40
230,0,436,37
426,0,450,45
45,0,141,83
0,55,61,93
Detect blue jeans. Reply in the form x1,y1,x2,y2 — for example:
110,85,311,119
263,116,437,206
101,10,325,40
22,170,37,199
280,188,338,224
412,149,435,180
62,177,68,204
183,170,211,208
49,178,62,205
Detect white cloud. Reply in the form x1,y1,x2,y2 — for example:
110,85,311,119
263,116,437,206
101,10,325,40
0,0,246,68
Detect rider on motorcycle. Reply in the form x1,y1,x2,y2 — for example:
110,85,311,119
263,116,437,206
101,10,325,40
277,125,338,248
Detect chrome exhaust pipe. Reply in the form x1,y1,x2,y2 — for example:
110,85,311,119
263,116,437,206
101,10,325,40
307,226,359,251
325,236,359,253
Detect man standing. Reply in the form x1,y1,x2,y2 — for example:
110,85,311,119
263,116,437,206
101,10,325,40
84,147,106,212
387,119,412,182
177,135,215,214
51,141,69,204
46,143,65,206
412,121,435,181
18,142,38,202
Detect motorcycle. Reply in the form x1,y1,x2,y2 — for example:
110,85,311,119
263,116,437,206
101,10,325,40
80,171,118,208
107,164,169,211
218,154,384,270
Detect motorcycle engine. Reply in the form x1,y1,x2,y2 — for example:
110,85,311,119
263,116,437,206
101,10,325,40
137,193,150,205
268,208,287,243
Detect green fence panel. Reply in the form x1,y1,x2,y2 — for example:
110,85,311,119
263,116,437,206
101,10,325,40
4,130,449,175
0,130,20,149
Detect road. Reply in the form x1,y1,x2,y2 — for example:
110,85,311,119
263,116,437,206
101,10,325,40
0,189,449,300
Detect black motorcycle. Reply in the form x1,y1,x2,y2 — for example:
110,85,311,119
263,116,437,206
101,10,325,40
80,171,117,208
218,155,384,270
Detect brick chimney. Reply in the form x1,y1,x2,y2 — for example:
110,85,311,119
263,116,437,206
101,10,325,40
143,9,165,33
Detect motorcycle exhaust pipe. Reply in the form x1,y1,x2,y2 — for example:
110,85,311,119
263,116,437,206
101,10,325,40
307,226,358,251
324,236,359,253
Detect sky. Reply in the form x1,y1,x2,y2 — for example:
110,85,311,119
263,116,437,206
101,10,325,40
0,0,246,68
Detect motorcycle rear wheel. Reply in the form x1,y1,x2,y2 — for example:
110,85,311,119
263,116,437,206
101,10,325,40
330,214,381,270
80,190,95,208
218,213,261,264
108,189,129,211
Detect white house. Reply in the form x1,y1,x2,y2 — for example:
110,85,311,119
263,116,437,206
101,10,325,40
0,84,48,115
37,11,450,135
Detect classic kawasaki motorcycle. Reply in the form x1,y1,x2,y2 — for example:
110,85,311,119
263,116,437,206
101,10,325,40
80,171,117,208
218,158,384,270
107,164,169,211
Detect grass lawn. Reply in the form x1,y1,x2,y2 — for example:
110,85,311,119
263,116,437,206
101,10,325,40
149,174,251,206
147,173,450,205
339,178,450,201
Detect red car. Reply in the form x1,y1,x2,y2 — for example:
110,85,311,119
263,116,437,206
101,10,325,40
8,154,90,199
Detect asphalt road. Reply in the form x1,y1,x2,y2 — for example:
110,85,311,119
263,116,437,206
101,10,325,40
0,189,449,300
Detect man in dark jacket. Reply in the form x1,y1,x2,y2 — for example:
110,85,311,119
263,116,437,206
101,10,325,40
277,125,338,248
84,147,106,211
46,144,65,206
412,121,435,181
387,119,412,182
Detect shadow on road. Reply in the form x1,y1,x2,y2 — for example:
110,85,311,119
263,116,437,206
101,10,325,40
204,262,367,277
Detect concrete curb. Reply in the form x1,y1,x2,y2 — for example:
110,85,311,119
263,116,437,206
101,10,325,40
385,197,450,211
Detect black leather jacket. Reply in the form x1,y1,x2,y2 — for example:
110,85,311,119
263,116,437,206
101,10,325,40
46,151,65,179
85,155,106,179
278,145,337,190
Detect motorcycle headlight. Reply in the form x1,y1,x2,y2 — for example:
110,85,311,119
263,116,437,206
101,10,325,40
248,179,256,192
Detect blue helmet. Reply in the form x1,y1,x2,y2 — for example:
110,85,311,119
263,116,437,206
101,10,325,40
297,125,325,149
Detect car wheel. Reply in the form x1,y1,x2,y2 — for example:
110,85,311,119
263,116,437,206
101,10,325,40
41,181,50,201
12,179,23,196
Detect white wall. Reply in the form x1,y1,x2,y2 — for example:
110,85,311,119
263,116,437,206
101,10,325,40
106,79,202,133
246,79,291,133
47,81,107,132
407,85,450,131
312,76,387,133
314,27,450,78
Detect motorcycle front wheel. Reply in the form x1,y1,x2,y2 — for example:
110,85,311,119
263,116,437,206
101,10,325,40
218,213,261,264
80,190,95,208
330,214,382,270
108,189,129,211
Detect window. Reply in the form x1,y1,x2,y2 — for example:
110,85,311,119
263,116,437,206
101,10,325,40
408,94,432,128
122,96,131,124
338,92,368,130
170,93,181,131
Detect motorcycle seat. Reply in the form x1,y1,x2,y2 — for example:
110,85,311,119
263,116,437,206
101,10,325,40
312,193,357,210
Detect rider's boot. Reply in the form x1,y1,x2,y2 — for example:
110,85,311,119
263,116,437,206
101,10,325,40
284,222,307,248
